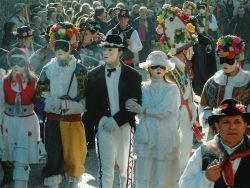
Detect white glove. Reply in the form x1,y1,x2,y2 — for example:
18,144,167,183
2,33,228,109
50,99,61,111
45,97,61,113
103,117,119,132
125,98,143,114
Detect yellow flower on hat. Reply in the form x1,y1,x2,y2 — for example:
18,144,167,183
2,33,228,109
168,48,177,56
186,23,195,33
220,51,229,57
176,31,181,36
157,15,165,25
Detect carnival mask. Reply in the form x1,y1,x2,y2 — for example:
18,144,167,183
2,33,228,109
55,40,70,52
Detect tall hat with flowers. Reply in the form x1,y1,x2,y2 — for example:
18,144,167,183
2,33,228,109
182,1,197,15
216,35,245,62
156,4,198,56
49,22,79,50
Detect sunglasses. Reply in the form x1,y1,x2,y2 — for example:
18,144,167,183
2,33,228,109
220,57,235,65
150,65,166,70
55,41,70,52
10,57,26,67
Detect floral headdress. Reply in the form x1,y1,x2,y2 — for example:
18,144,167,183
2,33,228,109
156,4,198,56
216,35,245,61
182,1,197,15
49,22,79,50
17,26,33,39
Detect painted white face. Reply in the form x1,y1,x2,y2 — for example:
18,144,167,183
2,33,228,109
12,65,25,75
149,66,167,80
103,48,120,66
55,43,71,66
221,62,238,74
186,46,194,60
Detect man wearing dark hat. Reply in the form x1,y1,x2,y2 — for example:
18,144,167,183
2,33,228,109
106,9,142,67
180,99,250,188
76,18,104,70
93,6,109,34
11,26,42,57
85,34,142,188
196,2,218,39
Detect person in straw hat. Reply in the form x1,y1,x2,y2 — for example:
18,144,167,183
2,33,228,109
35,22,87,188
126,50,181,188
85,34,142,188
180,98,250,188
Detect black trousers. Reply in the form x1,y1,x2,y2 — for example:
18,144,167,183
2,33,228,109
42,120,64,177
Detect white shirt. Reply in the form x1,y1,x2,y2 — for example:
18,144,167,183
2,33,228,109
105,64,121,116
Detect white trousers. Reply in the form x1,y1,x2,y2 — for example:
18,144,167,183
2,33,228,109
97,123,132,188
135,157,180,188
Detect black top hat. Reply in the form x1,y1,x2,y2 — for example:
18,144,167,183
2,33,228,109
197,2,207,9
208,99,250,126
100,34,126,49
118,9,130,18
17,26,34,39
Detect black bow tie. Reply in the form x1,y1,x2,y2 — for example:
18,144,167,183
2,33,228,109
107,68,116,77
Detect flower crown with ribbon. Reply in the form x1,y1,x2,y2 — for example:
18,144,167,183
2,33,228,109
49,22,79,50
156,4,198,56
216,35,245,61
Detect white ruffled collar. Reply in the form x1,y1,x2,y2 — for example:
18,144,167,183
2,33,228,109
213,68,250,87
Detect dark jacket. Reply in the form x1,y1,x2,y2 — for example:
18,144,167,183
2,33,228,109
85,63,142,128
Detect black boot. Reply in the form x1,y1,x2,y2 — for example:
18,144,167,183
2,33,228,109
0,161,14,187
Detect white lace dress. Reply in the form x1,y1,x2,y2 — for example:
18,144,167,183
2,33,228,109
135,80,181,159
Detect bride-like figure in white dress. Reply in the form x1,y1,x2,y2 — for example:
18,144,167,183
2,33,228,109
126,51,181,188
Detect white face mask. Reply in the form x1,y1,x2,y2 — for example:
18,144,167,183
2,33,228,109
55,49,71,67
221,61,238,74
149,66,167,80
103,48,120,66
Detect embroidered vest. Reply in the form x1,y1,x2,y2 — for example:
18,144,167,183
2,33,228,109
201,136,250,188
204,77,250,108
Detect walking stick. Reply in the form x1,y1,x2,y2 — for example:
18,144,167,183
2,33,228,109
24,0,35,53
205,0,211,36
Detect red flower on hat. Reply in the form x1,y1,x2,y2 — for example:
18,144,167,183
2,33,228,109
66,29,74,38
220,104,229,110
180,14,190,22
160,36,166,44
28,131,32,137
235,104,246,113
52,24,61,32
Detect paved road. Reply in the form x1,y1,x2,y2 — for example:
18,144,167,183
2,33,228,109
0,148,121,188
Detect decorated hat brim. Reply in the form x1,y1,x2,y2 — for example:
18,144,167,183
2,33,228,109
139,60,175,71
208,113,250,126
99,42,127,50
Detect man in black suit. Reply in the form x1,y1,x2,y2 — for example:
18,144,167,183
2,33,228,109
85,34,142,188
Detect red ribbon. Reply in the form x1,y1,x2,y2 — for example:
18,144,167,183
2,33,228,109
223,149,250,186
